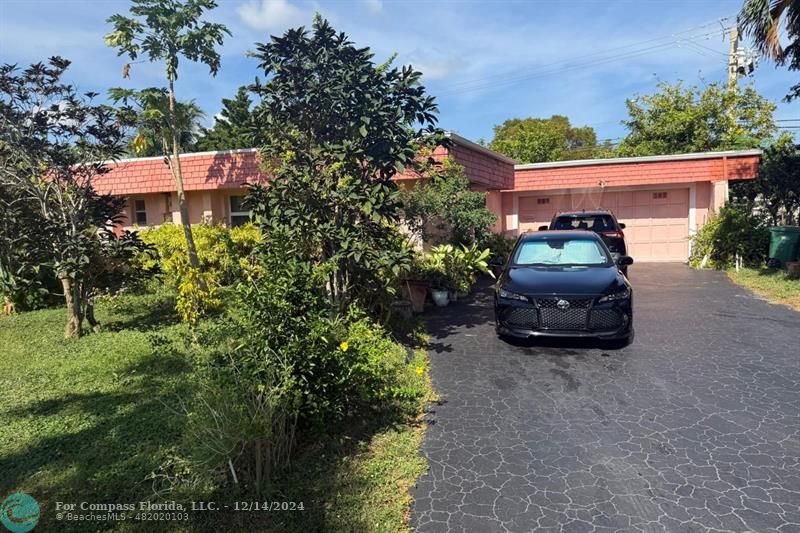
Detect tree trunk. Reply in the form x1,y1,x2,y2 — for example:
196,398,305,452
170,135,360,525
60,276,83,338
86,302,100,333
168,79,201,271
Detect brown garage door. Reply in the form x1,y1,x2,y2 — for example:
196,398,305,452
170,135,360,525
517,188,690,262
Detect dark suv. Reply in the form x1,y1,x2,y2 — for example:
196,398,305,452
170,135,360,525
539,210,629,272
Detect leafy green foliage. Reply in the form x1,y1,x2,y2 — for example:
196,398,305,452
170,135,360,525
196,86,255,151
616,81,776,156
731,134,800,225
401,155,497,247
110,87,206,156
739,0,800,101
176,267,221,326
247,16,444,312
422,243,493,292
138,223,256,287
690,205,770,269
482,232,517,261
0,57,146,337
486,115,605,163
106,0,231,274
105,0,230,83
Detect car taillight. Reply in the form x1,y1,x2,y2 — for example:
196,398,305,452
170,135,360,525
602,231,625,239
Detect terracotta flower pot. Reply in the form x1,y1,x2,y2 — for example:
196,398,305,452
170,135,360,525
404,279,429,313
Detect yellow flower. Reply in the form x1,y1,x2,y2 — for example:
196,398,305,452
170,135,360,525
340,341,349,352
415,366,424,375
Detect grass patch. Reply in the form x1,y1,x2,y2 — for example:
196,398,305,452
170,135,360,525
268,346,436,533
0,292,193,532
0,296,435,532
728,267,800,311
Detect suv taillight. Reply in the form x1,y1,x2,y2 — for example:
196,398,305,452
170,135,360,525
602,231,624,239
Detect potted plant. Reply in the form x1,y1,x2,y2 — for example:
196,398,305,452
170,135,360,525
402,255,430,313
422,251,450,307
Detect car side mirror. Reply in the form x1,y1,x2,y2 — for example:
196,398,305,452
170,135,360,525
538,225,548,231
619,223,626,229
617,255,634,266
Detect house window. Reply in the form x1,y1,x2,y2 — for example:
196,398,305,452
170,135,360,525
229,195,250,227
653,192,668,200
537,198,550,205
134,199,147,225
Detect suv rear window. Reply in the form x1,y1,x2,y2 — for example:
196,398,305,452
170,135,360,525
553,215,617,232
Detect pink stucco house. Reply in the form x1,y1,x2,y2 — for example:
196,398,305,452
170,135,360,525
93,132,760,263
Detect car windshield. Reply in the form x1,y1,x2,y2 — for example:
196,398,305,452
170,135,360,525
512,238,611,266
554,215,616,232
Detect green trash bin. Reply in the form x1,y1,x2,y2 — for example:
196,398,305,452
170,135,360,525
768,226,800,267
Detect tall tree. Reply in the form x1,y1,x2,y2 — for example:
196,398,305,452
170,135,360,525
105,0,230,272
486,115,602,163
0,58,149,337
196,86,254,151
732,133,800,225
739,0,800,100
247,16,444,312
616,81,776,157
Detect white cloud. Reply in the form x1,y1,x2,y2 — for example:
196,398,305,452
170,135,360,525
362,0,382,14
237,0,308,31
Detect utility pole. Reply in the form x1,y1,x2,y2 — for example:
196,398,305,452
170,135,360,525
728,24,740,87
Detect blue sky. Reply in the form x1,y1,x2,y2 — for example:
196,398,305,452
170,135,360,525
1,0,797,147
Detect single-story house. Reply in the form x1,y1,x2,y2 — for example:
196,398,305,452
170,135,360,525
93,133,760,263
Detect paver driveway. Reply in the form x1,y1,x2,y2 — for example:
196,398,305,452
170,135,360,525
411,264,800,533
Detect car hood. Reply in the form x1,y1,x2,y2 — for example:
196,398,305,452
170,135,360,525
501,265,625,296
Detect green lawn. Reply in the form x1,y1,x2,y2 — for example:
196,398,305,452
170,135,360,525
728,267,800,311
0,294,433,532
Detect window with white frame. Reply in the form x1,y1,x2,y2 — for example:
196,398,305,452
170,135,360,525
229,195,250,227
134,199,147,225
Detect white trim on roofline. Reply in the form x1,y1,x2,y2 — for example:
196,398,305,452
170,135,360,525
446,132,517,165
514,149,762,170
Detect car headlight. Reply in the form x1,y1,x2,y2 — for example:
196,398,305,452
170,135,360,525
498,287,527,301
598,286,631,303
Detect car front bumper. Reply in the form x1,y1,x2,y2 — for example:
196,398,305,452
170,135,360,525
495,297,633,340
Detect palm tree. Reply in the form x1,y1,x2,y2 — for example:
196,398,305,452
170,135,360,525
129,96,206,157
739,0,800,98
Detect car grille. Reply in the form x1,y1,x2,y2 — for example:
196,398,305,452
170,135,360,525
503,307,539,328
536,298,592,330
589,309,624,330
501,298,626,332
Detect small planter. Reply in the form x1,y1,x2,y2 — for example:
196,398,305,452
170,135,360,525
431,288,450,307
404,279,429,313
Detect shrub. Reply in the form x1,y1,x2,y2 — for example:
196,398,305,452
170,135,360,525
481,232,517,261
690,205,770,269
423,243,493,292
176,268,222,327
139,223,244,286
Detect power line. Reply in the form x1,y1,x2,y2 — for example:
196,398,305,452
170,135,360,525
435,19,731,97
438,28,728,97
443,18,728,91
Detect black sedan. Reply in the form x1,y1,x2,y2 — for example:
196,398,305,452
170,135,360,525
492,231,634,343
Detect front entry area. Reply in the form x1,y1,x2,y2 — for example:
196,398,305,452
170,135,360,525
517,187,690,262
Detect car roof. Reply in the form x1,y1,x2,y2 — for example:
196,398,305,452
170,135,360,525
519,230,601,241
554,210,615,217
